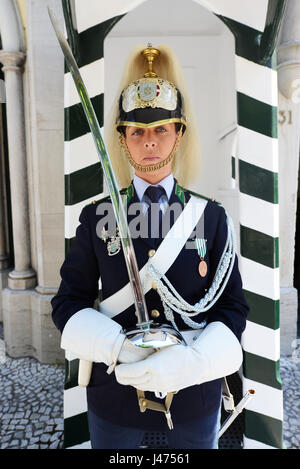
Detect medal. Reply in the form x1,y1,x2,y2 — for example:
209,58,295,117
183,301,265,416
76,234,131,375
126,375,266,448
101,227,121,256
198,259,207,277
100,227,109,242
107,232,121,256
195,238,207,277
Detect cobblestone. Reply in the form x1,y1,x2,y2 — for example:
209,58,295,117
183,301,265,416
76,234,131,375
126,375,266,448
0,322,299,449
0,327,64,450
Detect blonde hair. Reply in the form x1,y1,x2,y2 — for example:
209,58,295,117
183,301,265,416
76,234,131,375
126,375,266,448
105,44,201,189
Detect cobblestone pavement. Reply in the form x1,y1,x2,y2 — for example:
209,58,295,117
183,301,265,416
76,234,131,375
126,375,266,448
0,323,299,449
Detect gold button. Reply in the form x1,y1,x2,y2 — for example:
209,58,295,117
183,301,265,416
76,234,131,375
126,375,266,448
151,309,160,318
148,249,156,258
152,282,157,291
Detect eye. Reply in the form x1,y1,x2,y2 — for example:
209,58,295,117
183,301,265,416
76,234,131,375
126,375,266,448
156,126,167,133
131,128,143,136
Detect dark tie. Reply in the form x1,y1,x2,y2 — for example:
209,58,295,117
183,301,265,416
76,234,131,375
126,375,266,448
144,185,166,245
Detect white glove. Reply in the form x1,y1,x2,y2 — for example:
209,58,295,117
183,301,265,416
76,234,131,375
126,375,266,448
115,322,243,393
61,308,126,371
118,338,155,363
61,308,154,372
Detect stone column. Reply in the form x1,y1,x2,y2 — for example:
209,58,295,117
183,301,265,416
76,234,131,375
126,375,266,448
0,50,36,290
0,50,37,358
0,103,10,322
0,107,9,271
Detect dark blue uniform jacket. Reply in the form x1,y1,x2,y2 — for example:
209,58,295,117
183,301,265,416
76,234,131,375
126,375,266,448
51,179,249,430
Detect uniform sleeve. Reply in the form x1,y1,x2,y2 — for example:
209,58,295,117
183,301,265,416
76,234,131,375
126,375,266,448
206,205,249,342
51,205,100,333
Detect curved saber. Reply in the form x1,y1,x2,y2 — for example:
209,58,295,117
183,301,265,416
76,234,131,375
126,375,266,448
48,7,150,331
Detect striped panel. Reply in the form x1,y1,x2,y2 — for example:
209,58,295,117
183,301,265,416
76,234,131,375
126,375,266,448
231,156,235,180
65,163,103,206
62,0,285,451
243,378,283,421
235,56,277,106
238,93,278,139
64,59,104,108
64,386,88,419
64,196,98,240
242,321,280,362
75,0,143,33
195,0,268,32
244,410,283,449
240,225,279,268
243,351,282,390
243,290,280,330
67,441,92,449
241,258,279,301
65,94,104,142
239,193,279,238
235,125,278,173
75,0,269,35
235,44,283,447
65,134,100,175
243,436,281,450
231,1,284,448
71,16,125,68
64,412,90,449
239,159,278,204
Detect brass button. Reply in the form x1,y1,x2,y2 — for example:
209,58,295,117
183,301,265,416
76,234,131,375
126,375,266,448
151,309,160,318
148,249,156,258
152,282,157,291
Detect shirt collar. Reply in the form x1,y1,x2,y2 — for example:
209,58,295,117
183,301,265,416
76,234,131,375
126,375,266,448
133,173,174,202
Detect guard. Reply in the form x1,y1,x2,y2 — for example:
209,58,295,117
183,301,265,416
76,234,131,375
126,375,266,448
51,43,249,449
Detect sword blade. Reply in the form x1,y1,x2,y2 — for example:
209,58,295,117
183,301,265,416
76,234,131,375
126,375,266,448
48,7,150,330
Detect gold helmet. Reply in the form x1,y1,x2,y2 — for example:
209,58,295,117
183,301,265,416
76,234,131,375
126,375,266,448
116,45,187,133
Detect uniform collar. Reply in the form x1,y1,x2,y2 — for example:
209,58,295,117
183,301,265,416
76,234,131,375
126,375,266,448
124,176,186,206
133,173,174,202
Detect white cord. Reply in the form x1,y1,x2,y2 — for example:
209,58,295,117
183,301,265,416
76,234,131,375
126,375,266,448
145,210,237,330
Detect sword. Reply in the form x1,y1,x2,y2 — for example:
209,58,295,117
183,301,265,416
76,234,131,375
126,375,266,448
48,7,184,364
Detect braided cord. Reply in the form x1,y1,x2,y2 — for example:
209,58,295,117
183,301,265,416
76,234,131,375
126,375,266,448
145,210,237,329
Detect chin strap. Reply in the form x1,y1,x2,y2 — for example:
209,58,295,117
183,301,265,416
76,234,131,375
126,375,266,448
136,389,177,430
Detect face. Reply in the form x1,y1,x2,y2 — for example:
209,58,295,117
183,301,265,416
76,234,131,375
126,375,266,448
125,123,180,183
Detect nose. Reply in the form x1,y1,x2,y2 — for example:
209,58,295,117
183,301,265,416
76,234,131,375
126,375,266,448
144,139,157,149
143,129,157,149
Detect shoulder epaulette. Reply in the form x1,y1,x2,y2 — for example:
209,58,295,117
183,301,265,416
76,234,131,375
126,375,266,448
85,194,110,208
184,187,221,205
85,184,134,208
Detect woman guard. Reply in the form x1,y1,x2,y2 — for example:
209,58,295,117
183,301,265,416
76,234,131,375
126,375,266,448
51,44,249,449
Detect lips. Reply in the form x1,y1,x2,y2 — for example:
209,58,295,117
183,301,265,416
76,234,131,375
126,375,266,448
143,156,160,161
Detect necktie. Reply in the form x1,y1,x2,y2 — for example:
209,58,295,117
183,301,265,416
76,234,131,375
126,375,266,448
144,185,166,245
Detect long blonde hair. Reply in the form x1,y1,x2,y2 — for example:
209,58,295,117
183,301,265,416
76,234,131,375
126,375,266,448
105,44,201,189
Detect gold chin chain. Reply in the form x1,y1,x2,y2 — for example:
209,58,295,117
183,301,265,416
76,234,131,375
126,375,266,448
119,126,183,173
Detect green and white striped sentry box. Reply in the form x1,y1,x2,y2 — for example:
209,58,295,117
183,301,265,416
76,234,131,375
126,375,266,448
62,0,287,449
